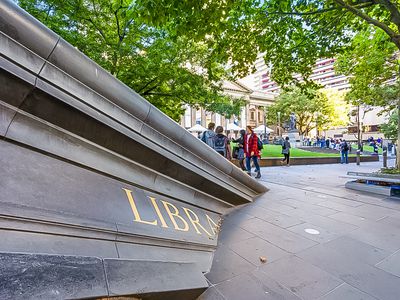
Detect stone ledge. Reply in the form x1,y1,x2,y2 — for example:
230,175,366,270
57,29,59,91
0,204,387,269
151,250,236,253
0,252,208,300
233,155,379,167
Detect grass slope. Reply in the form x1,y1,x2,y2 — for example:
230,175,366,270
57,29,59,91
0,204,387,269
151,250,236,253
261,145,340,158
231,143,342,158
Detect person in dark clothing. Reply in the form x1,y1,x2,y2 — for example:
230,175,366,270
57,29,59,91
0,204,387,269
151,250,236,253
234,129,246,171
340,139,349,164
213,126,231,160
281,136,291,166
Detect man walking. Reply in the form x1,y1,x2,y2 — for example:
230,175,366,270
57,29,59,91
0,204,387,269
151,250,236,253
244,126,261,179
201,122,216,149
340,139,349,164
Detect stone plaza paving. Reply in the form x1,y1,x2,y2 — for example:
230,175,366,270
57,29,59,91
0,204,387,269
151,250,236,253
200,161,400,300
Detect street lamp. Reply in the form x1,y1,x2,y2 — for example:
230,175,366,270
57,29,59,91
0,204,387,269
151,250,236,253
277,111,281,137
315,112,320,137
263,107,267,140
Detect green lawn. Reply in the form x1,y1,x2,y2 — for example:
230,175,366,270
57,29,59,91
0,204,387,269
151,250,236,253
231,143,342,158
362,145,383,154
260,145,340,158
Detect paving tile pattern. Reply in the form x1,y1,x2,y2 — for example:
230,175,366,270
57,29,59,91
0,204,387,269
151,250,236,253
200,161,400,300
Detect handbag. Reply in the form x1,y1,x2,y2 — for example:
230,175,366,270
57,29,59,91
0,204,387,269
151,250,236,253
232,146,239,159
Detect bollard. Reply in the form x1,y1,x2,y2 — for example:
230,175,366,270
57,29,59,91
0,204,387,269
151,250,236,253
356,149,361,165
383,146,388,168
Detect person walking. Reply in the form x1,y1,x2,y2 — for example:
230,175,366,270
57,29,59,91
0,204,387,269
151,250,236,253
281,136,291,166
234,129,246,171
201,122,216,149
340,139,349,164
213,126,231,160
244,126,261,178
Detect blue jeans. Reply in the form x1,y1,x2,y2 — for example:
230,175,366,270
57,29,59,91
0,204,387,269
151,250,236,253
246,156,260,172
341,151,348,164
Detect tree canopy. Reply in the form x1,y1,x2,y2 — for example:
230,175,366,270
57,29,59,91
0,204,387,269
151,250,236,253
335,27,399,108
17,0,247,121
134,1,400,84
265,87,347,136
381,109,399,140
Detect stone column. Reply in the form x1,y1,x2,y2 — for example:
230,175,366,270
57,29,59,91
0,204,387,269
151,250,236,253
201,108,206,127
246,105,250,128
210,112,215,123
190,107,196,127
239,107,244,128
255,106,259,127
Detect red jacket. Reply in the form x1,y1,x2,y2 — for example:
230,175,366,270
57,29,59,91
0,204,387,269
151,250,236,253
244,133,260,158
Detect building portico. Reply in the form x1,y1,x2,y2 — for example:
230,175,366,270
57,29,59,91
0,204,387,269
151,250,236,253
181,81,276,132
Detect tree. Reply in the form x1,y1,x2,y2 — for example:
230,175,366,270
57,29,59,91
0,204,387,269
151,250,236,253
320,89,350,129
266,87,340,136
381,110,399,140
336,28,398,107
18,1,400,162
137,0,400,165
17,0,246,121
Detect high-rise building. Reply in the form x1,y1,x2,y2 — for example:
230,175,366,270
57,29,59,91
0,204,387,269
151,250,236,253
239,54,388,141
241,55,350,92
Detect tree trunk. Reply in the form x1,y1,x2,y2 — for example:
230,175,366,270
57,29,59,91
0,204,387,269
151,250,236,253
357,105,360,150
397,98,400,168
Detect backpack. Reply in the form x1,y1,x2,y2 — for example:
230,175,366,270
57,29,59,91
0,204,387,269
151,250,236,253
201,131,206,143
202,130,215,148
257,137,263,150
343,142,349,152
214,135,227,153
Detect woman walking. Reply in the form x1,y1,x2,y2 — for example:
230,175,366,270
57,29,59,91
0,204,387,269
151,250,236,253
234,129,246,171
244,126,261,178
281,136,291,166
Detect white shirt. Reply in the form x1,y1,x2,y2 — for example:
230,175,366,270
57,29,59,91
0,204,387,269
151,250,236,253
246,134,251,153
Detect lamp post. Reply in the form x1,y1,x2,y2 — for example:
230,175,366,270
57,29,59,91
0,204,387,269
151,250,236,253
315,112,320,137
263,107,267,140
277,111,281,137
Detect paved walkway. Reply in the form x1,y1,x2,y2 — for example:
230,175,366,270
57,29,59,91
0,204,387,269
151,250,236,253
199,161,400,300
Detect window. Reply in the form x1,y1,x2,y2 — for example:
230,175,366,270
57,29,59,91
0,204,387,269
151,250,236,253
250,111,255,121
258,111,263,122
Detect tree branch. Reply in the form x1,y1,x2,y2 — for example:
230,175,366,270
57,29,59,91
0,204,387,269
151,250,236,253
136,76,159,93
85,18,108,43
265,2,374,16
114,7,122,41
333,0,400,48
143,92,175,97
141,83,162,95
267,6,340,16
376,0,400,32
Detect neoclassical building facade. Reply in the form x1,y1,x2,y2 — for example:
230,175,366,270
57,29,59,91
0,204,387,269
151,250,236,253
181,81,276,131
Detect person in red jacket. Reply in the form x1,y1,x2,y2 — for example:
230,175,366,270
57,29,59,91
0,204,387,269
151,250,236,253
244,125,261,178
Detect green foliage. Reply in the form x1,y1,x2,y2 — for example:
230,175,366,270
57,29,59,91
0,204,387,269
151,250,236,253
17,0,245,121
335,28,399,108
320,89,350,127
381,110,399,140
380,167,400,175
260,145,341,158
266,87,338,136
133,1,400,86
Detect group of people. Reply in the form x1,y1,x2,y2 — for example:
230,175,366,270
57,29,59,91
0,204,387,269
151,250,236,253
304,136,351,164
304,136,350,152
303,136,336,148
200,122,262,178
